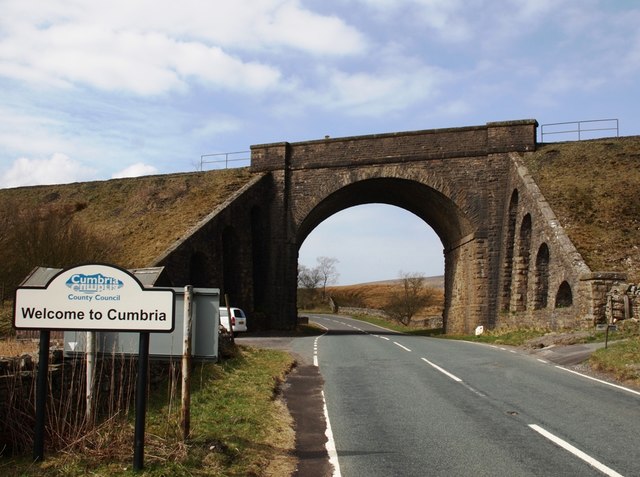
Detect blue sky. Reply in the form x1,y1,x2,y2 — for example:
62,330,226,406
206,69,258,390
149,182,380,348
1,1,639,284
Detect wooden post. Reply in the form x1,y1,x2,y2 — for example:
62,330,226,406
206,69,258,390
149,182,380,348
181,285,193,441
33,330,50,462
133,332,150,471
224,293,234,343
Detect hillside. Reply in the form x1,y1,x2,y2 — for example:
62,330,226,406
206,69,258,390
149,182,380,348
523,136,640,281
0,168,254,269
326,280,445,320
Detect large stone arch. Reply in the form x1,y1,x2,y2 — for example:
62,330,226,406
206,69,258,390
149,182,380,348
246,120,541,333
294,176,486,334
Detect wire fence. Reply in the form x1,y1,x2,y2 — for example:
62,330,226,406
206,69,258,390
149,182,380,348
199,151,251,171
539,119,619,143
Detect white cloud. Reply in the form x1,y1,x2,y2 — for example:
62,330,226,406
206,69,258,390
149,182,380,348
190,117,243,138
0,0,367,96
111,163,159,179
0,24,283,95
0,107,70,156
300,60,446,117
0,153,97,188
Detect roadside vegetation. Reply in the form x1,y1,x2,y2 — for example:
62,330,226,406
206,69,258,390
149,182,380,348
589,321,640,388
0,341,295,477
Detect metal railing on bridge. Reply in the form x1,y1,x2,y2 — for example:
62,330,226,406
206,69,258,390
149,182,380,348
539,119,619,143
199,150,250,171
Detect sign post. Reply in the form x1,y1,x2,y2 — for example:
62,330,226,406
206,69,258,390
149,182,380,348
33,330,50,462
14,264,175,468
133,332,150,470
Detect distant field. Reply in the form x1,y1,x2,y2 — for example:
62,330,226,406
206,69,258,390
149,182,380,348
326,276,444,319
343,276,444,289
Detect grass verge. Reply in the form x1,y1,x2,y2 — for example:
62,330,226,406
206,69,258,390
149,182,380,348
1,345,296,477
589,337,640,388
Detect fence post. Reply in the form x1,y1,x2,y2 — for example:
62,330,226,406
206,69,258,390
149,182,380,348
181,285,193,441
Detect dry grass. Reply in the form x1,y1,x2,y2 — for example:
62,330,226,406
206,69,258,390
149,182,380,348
0,168,255,269
327,280,444,319
0,337,37,356
2,346,296,477
524,137,640,281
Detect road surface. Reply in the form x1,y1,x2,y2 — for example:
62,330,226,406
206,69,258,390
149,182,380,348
310,314,639,477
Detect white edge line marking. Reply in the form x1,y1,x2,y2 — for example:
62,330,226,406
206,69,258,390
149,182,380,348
311,321,341,475
322,390,342,477
393,341,412,352
555,366,640,397
529,424,624,477
421,357,463,382
537,359,549,364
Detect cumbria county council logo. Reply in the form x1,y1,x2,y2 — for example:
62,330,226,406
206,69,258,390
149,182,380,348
65,273,125,294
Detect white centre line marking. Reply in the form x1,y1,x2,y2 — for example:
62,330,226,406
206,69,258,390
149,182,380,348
421,357,462,382
393,342,412,352
529,424,624,477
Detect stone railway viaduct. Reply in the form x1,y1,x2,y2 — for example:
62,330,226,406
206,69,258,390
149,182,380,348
155,119,620,333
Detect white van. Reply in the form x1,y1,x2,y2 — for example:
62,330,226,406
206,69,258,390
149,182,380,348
219,307,248,335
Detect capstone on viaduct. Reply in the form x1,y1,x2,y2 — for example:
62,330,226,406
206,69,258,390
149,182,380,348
155,119,621,333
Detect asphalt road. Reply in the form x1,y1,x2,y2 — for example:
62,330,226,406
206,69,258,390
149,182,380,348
310,314,640,477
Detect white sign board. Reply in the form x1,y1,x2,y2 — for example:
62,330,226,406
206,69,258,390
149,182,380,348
14,264,175,332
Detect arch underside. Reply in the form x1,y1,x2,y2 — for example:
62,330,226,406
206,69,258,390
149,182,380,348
296,178,474,251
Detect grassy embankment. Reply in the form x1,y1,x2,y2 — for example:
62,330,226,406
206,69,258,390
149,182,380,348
523,137,640,387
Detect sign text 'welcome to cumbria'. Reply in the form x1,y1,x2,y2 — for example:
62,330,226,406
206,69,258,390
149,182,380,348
14,264,175,332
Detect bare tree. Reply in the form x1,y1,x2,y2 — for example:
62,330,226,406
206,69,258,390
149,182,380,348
0,199,117,295
384,271,431,326
297,264,323,309
298,264,323,290
316,256,339,298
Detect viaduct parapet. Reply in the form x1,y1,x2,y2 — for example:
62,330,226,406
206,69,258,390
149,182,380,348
156,120,621,333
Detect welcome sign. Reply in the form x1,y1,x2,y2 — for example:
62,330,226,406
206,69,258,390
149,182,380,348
14,264,175,332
